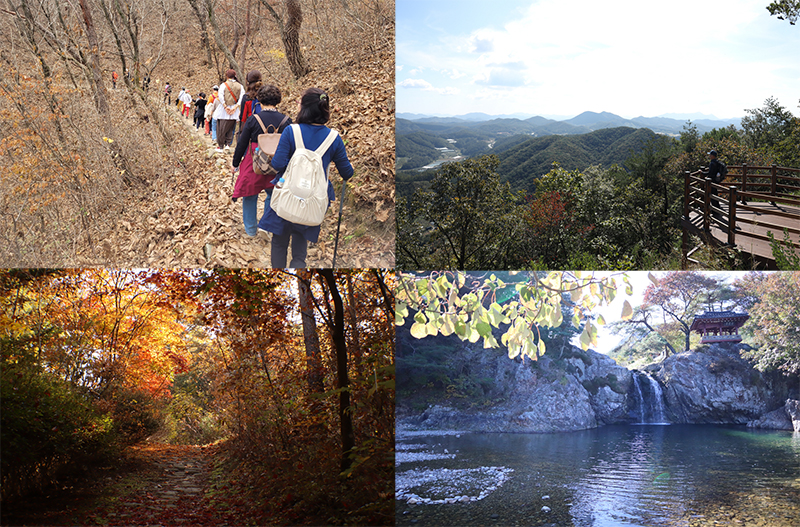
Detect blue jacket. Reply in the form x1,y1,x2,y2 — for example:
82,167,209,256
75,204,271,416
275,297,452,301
258,123,353,242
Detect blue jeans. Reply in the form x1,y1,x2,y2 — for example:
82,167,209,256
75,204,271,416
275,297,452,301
211,118,218,141
242,193,270,237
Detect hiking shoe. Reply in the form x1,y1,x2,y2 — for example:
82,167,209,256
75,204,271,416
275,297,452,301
224,145,230,151
215,148,224,153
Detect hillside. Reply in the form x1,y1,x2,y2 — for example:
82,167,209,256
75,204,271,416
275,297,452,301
396,127,658,199
1,1,394,268
497,127,658,191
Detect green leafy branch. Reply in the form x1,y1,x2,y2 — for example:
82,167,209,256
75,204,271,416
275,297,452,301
395,271,634,361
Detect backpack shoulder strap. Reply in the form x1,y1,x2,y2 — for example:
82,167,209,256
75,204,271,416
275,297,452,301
290,124,305,150
253,114,267,133
315,128,339,156
277,115,290,132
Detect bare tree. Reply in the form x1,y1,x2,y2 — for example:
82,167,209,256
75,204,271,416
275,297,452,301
258,0,310,78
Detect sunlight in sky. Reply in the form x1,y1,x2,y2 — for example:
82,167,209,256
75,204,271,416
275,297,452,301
396,0,800,119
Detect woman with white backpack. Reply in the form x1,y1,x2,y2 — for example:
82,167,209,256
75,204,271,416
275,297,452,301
231,85,292,238
257,87,353,268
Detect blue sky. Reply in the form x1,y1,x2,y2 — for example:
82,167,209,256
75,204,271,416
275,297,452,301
396,0,800,120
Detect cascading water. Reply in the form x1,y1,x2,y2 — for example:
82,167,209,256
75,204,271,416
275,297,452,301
632,372,669,424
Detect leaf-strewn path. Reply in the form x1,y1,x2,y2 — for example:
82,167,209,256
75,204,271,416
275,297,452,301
4,443,251,527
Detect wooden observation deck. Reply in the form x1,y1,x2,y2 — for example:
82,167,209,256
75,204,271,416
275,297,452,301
681,164,800,268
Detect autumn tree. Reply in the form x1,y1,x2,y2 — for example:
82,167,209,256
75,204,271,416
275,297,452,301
623,272,721,356
735,272,800,374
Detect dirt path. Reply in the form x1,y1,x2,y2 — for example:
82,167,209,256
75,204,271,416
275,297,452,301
3,443,244,527
105,101,394,269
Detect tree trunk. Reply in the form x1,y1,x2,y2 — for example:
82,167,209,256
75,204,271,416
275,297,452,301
77,0,110,117
297,269,324,393
206,0,243,80
319,270,354,473
345,272,362,377
258,0,311,79
187,0,214,66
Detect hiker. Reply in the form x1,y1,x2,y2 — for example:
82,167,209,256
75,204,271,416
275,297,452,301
702,150,726,220
231,84,292,237
181,89,193,118
164,83,172,104
193,93,207,130
208,86,220,139
111,70,118,89
214,69,244,153
238,70,264,137
176,87,186,109
143,74,151,91
257,87,353,268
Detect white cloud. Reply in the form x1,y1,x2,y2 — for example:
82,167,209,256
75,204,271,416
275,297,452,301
397,78,461,96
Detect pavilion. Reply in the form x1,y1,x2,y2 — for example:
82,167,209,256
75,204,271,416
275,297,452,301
690,310,749,344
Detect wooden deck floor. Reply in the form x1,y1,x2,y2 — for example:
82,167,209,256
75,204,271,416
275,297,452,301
686,201,800,261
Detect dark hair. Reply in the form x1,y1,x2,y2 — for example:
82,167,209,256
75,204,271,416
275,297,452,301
198,92,206,98
257,85,282,107
246,70,263,97
296,87,330,125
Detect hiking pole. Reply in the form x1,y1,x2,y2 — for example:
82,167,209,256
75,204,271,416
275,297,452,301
332,181,347,268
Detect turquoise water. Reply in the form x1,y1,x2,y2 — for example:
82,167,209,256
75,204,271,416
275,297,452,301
396,425,800,526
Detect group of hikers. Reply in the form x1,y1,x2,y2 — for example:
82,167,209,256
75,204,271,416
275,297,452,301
163,69,353,268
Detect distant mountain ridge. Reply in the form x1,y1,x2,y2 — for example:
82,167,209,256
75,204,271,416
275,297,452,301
396,111,741,135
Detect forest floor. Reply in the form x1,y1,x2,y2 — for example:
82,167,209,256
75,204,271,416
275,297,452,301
103,96,394,269
2,442,255,527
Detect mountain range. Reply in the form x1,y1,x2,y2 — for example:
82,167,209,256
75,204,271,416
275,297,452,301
397,111,741,136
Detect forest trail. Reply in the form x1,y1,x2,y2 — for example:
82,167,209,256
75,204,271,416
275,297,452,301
102,93,394,269
4,442,246,527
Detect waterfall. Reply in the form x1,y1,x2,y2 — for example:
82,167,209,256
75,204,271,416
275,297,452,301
632,373,646,424
632,372,669,425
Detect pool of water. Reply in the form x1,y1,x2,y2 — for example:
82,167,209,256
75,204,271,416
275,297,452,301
396,425,800,526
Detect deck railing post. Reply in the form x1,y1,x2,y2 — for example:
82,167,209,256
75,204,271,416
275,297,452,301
771,164,778,205
683,171,691,219
703,177,711,231
741,163,748,204
727,186,737,246
682,171,691,270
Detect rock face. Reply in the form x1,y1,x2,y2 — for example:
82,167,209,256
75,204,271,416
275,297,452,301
652,343,782,424
786,400,800,432
404,345,633,433
747,404,793,430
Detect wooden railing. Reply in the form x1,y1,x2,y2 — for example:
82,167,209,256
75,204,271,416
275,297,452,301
719,164,800,200
681,164,800,267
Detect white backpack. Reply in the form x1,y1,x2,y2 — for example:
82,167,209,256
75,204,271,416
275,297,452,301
270,124,338,226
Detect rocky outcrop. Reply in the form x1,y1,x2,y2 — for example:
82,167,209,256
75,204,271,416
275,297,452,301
747,405,793,430
786,400,800,432
403,345,633,433
652,343,781,424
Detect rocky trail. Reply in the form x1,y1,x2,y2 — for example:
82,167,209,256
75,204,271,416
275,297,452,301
3,442,251,527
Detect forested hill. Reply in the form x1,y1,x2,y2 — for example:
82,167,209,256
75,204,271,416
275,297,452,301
396,126,659,199
497,127,658,192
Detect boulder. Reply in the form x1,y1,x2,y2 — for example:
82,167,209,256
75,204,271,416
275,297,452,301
747,404,793,430
654,343,779,424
